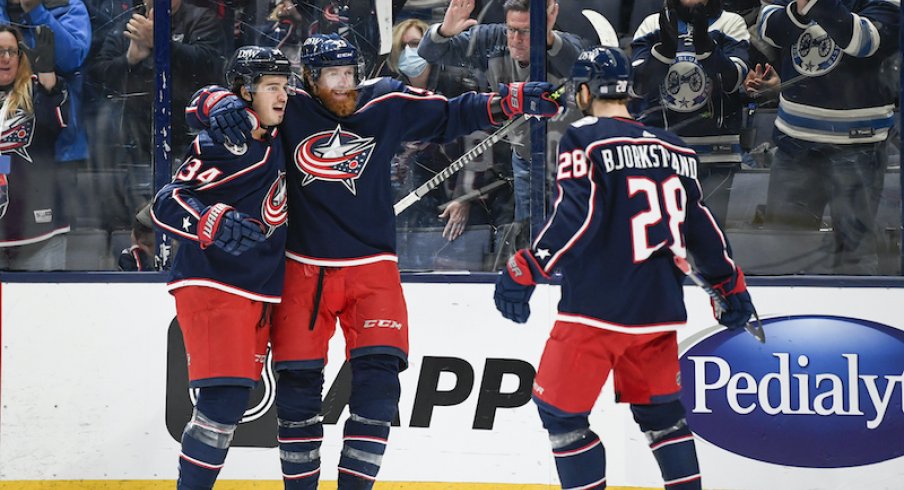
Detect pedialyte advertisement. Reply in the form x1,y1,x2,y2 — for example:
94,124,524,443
1,282,902,489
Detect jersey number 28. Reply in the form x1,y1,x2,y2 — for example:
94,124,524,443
627,175,687,262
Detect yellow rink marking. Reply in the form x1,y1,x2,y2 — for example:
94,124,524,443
0,482,653,490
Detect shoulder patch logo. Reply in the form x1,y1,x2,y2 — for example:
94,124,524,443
294,124,376,194
224,141,248,156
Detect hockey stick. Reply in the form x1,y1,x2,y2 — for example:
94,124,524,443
581,9,618,47
393,85,566,215
673,256,766,343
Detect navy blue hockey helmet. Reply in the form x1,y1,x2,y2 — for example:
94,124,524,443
570,46,632,100
225,46,293,89
300,34,364,84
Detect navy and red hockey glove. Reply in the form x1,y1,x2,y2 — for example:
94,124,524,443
198,203,267,256
498,82,560,119
494,249,549,323
709,267,754,330
192,89,253,145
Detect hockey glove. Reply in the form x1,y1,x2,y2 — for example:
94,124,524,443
498,82,560,119
198,203,267,256
19,25,55,74
710,267,754,330
690,5,715,55
208,94,253,145
656,7,679,59
494,249,547,323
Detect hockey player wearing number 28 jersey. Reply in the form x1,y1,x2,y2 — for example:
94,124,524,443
494,47,755,490
152,47,291,490
189,34,560,490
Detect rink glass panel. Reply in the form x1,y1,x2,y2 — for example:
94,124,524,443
45,0,900,275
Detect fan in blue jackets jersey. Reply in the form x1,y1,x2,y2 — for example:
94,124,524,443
758,0,899,274
494,47,755,490
152,46,291,490
187,34,560,490
631,0,750,223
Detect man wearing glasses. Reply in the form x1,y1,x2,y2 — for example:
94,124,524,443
418,0,583,256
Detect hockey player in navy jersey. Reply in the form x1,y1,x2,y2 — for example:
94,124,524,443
494,47,755,490
187,34,559,489
758,0,899,274
151,47,291,490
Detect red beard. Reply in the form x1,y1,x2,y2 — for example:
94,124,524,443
314,87,358,117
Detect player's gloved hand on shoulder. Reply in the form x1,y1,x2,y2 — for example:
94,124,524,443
655,7,679,59
498,82,560,119
709,267,754,330
208,94,253,145
198,203,267,256
494,249,548,323
690,5,715,54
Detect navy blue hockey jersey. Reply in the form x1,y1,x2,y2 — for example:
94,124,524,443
758,0,899,145
530,116,738,331
152,130,288,302
189,77,494,267
631,10,750,161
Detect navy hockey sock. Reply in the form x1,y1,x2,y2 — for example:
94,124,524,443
276,369,325,490
337,355,401,490
536,398,606,489
631,402,701,490
337,412,390,489
178,386,250,490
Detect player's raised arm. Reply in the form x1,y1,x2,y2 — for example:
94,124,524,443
383,77,560,145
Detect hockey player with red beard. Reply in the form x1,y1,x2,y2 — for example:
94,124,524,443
187,34,560,489
152,47,292,490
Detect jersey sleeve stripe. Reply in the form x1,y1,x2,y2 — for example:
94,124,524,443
758,5,783,48
172,189,202,219
356,91,449,113
196,146,272,191
543,165,598,272
843,15,880,57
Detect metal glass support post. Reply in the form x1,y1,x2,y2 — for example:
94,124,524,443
153,0,173,268
529,0,549,241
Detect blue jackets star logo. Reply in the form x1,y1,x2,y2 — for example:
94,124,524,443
294,124,376,194
0,112,36,162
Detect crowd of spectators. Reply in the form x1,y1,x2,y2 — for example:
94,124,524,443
0,0,899,275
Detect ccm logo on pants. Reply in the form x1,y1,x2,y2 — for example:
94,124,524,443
363,319,403,330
